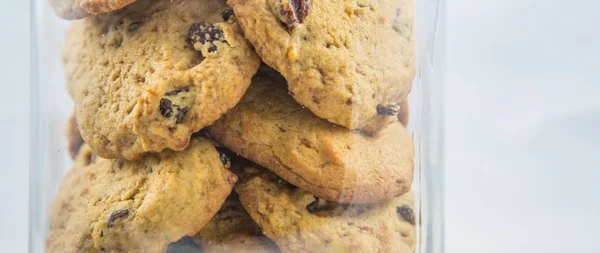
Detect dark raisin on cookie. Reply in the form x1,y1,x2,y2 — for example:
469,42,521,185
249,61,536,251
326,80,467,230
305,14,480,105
215,147,231,169
221,8,235,21
165,88,189,96
274,0,311,32
107,210,130,227
175,108,188,124
160,99,173,118
187,22,227,55
377,103,401,116
306,196,320,212
159,96,189,124
396,205,415,225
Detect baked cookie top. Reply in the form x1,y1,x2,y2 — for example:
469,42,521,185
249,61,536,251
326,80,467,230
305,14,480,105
228,0,415,132
234,165,417,253
208,73,414,203
46,138,237,253
198,193,280,253
63,0,260,160
49,0,137,19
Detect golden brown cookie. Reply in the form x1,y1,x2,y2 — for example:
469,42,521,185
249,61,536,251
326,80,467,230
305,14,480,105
198,193,280,253
235,165,417,253
63,0,260,160
208,73,414,203
46,138,237,253
228,0,415,132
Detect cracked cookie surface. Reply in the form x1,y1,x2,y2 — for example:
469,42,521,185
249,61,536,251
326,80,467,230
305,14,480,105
63,0,260,160
234,165,417,253
208,73,414,203
228,0,415,132
46,138,237,253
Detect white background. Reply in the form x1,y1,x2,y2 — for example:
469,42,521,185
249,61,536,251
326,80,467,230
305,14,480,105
1,0,599,252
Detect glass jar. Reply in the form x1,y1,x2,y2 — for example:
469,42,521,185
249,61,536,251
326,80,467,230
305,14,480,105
30,0,445,252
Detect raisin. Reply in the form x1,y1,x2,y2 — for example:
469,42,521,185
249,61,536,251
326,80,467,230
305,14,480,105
306,196,319,212
165,88,189,96
275,0,311,32
108,210,129,227
128,21,141,31
376,103,401,116
397,205,415,225
187,22,226,55
175,107,188,124
160,98,173,118
215,147,232,169
221,9,235,21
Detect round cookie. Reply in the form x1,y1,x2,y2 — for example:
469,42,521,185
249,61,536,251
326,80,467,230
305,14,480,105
234,165,417,253
46,138,238,253
197,193,280,253
228,0,415,132
49,0,137,20
63,0,260,160
207,73,414,204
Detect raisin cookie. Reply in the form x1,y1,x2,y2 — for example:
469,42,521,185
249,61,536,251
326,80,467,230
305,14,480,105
46,138,238,253
208,73,414,204
63,0,260,160
234,165,417,253
197,193,280,252
228,0,415,132
49,0,137,19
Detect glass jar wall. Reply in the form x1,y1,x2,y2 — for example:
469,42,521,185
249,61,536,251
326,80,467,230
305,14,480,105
30,0,445,252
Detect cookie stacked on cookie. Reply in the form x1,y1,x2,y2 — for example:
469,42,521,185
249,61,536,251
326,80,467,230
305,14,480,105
49,0,416,252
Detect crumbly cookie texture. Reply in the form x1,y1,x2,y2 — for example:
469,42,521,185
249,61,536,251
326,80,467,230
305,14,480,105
234,165,417,253
46,138,238,253
49,0,137,20
63,0,260,160
208,73,414,204
198,193,280,253
228,0,415,132
65,112,84,159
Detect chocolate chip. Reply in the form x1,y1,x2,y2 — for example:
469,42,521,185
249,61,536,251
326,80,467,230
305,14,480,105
160,98,173,118
276,0,311,32
187,22,226,55
397,205,415,225
306,196,319,212
108,210,129,227
128,21,141,31
215,147,231,168
221,9,235,21
376,103,401,116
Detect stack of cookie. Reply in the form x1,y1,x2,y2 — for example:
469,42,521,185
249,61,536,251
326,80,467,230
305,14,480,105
48,0,416,252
